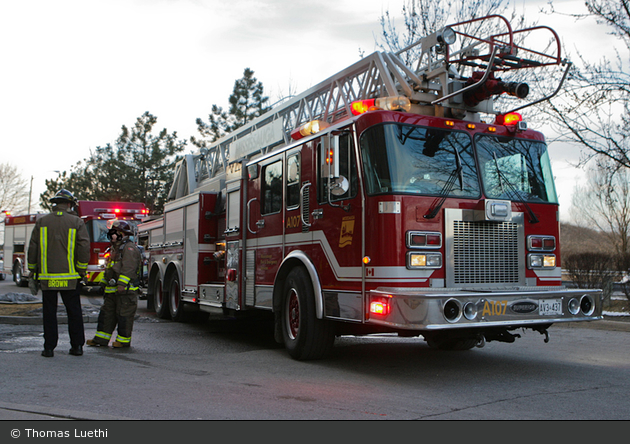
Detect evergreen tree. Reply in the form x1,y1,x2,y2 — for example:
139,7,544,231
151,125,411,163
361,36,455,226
41,112,185,214
192,68,270,150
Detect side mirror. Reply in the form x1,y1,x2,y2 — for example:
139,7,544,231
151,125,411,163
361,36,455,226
330,176,349,196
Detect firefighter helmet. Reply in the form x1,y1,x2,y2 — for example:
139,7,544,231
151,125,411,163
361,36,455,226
49,189,77,205
106,219,133,236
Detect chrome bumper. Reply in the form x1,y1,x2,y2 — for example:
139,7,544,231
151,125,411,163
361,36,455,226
367,287,603,331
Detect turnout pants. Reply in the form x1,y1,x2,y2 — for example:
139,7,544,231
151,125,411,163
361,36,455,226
42,287,85,351
93,291,138,345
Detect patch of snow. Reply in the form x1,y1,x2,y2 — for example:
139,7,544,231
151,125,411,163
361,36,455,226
0,293,40,303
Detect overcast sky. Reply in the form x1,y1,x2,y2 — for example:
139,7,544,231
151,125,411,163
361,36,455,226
0,0,620,220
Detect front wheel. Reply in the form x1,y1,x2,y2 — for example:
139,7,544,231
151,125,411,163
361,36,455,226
281,267,335,360
425,334,480,351
13,263,26,287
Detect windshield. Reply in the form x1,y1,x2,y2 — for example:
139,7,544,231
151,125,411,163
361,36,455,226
475,134,558,204
360,123,480,197
87,219,140,243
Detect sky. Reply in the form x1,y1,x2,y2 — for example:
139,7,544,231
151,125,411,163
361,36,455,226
0,0,622,221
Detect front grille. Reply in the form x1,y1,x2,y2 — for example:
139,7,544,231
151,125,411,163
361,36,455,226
452,220,520,285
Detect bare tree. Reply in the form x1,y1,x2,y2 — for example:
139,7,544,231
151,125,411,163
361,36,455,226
569,157,630,256
0,162,30,215
378,0,530,64
543,1,630,168
567,157,630,302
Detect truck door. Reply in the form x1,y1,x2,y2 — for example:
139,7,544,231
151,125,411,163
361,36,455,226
245,146,313,310
246,154,284,309
311,129,364,321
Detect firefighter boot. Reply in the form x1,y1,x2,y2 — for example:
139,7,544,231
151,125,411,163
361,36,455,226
111,341,131,348
86,338,108,347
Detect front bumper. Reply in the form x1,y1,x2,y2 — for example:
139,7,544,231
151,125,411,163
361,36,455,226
367,287,603,331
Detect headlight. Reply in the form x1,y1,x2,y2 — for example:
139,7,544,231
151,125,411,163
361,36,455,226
407,252,442,269
527,254,556,269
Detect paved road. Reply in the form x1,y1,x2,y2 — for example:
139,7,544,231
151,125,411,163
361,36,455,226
0,279,629,421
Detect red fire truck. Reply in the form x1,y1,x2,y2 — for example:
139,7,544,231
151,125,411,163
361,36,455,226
3,201,148,289
138,15,603,360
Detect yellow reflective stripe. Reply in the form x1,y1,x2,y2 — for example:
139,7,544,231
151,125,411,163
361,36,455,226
116,335,131,343
118,275,131,285
104,287,117,293
40,226,48,275
67,228,76,275
95,331,112,340
76,261,88,269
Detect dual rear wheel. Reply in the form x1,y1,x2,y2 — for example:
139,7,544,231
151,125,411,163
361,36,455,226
153,275,185,321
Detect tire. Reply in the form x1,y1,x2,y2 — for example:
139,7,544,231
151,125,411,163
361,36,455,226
281,267,335,360
426,334,479,351
13,263,26,287
153,278,170,319
168,276,186,322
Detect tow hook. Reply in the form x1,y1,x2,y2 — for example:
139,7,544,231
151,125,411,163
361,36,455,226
533,326,550,343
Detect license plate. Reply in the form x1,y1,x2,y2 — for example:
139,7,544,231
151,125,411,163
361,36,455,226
539,299,562,316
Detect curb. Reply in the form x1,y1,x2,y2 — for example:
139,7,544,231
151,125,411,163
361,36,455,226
0,314,100,325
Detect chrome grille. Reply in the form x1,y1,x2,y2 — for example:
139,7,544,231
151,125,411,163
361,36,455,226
452,220,520,285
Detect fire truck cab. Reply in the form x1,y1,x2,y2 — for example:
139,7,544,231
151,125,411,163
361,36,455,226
76,201,148,290
139,15,603,360
3,213,42,286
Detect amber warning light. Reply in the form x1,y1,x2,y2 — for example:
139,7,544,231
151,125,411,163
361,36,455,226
350,95,411,115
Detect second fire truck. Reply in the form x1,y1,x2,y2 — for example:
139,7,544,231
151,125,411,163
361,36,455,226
3,200,148,290
139,15,603,360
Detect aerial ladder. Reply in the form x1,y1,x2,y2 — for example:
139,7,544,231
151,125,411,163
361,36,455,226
167,14,568,200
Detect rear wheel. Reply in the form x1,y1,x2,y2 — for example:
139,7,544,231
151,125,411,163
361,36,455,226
281,267,335,360
168,276,186,322
153,278,169,319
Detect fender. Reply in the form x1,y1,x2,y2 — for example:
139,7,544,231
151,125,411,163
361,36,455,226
164,260,184,292
273,250,324,319
148,261,166,295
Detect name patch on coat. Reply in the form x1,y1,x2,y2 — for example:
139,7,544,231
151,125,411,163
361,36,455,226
48,280,69,288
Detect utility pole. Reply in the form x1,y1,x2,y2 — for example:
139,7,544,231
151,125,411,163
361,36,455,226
27,175,33,214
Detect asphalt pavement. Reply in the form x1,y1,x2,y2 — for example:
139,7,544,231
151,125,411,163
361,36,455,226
0,287,153,421
1,283,629,421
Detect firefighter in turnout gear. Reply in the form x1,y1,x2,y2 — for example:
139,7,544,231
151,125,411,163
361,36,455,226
27,189,90,358
87,219,142,348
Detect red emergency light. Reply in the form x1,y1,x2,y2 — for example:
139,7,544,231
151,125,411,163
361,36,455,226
369,295,392,316
494,112,523,126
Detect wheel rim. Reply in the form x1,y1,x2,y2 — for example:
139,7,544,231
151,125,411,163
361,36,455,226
170,280,180,313
286,288,300,340
156,282,164,308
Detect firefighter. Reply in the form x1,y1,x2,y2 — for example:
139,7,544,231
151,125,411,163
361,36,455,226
87,219,142,348
27,189,90,358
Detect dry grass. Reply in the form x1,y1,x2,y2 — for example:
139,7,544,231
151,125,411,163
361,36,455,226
0,303,42,317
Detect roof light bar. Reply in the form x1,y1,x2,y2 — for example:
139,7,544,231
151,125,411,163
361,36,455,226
350,95,411,115
290,120,329,141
